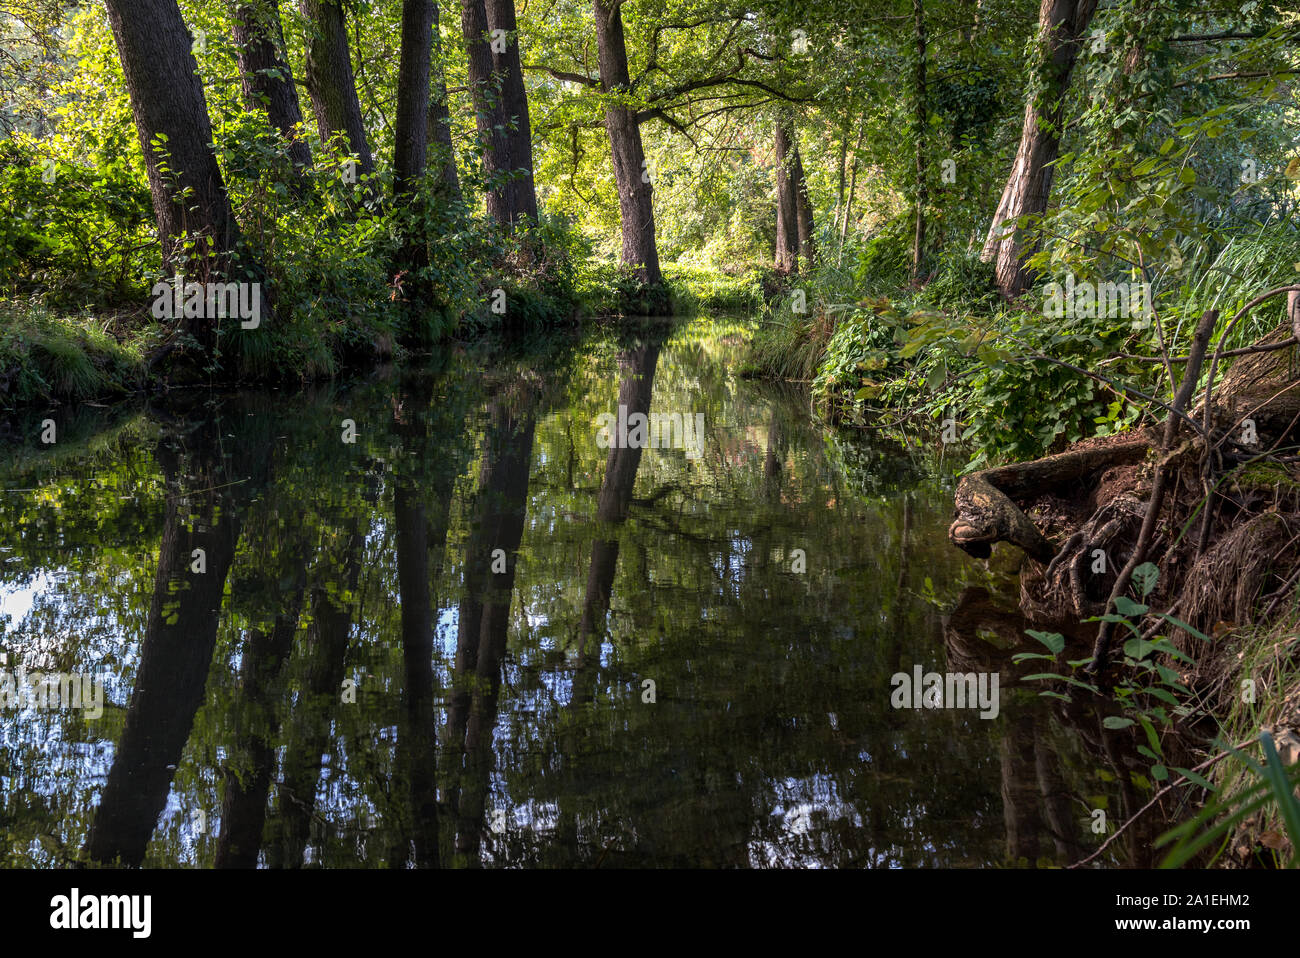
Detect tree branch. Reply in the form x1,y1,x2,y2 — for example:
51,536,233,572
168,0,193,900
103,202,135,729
523,64,600,87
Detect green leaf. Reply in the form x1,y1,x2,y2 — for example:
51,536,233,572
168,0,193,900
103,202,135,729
1114,595,1148,616
1160,613,1210,642
1137,713,1161,754
1123,637,1156,659
1142,686,1180,706
1012,652,1058,663
1172,767,1216,792
1025,629,1065,655
1157,777,1275,865
1132,562,1159,597
1102,716,1135,730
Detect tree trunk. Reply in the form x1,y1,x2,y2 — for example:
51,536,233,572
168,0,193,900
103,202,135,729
792,143,815,269
427,2,462,199
773,119,799,274
834,116,849,231
981,0,1098,299
103,0,245,357
774,113,813,274
838,129,862,265
300,0,374,176
593,0,661,287
394,0,433,197
911,0,927,284
393,481,439,866
461,0,514,226
394,0,434,292
485,0,538,224
231,1,312,172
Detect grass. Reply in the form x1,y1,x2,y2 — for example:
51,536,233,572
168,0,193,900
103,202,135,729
661,262,764,312
742,310,836,382
1158,607,1300,867
0,303,148,411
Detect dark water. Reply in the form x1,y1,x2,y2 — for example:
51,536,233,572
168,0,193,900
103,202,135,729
0,316,1167,868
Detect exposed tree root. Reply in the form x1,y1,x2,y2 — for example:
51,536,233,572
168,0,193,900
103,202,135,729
949,314,1300,660
948,437,1150,563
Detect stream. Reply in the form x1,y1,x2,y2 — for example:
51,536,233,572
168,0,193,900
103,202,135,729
0,315,1171,867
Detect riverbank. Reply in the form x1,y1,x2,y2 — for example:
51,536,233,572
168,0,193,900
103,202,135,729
738,227,1300,867
0,262,768,417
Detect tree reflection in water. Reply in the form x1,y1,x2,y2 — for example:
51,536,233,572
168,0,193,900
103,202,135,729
0,318,1173,868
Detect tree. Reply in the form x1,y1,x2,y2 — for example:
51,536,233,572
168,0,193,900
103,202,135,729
231,0,312,174
593,0,661,287
911,0,927,284
300,0,374,176
486,0,538,223
462,0,538,227
773,116,799,274
103,0,245,353
394,0,434,290
981,0,1099,298
461,0,508,224
774,110,814,274
427,2,462,199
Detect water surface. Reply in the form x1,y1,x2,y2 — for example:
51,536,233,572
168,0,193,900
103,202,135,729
0,316,1164,867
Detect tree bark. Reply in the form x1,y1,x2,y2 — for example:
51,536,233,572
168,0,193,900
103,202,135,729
593,0,661,287
948,438,1150,561
461,0,513,226
427,2,462,199
103,0,245,357
792,142,815,269
486,0,538,223
838,129,862,265
394,0,434,197
773,119,799,274
981,0,1099,299
231,0,312,172
394,0,434,292
911,0,927,284
300,0,374,176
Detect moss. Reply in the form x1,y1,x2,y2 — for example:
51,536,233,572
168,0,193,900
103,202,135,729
1232,460,1300,494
